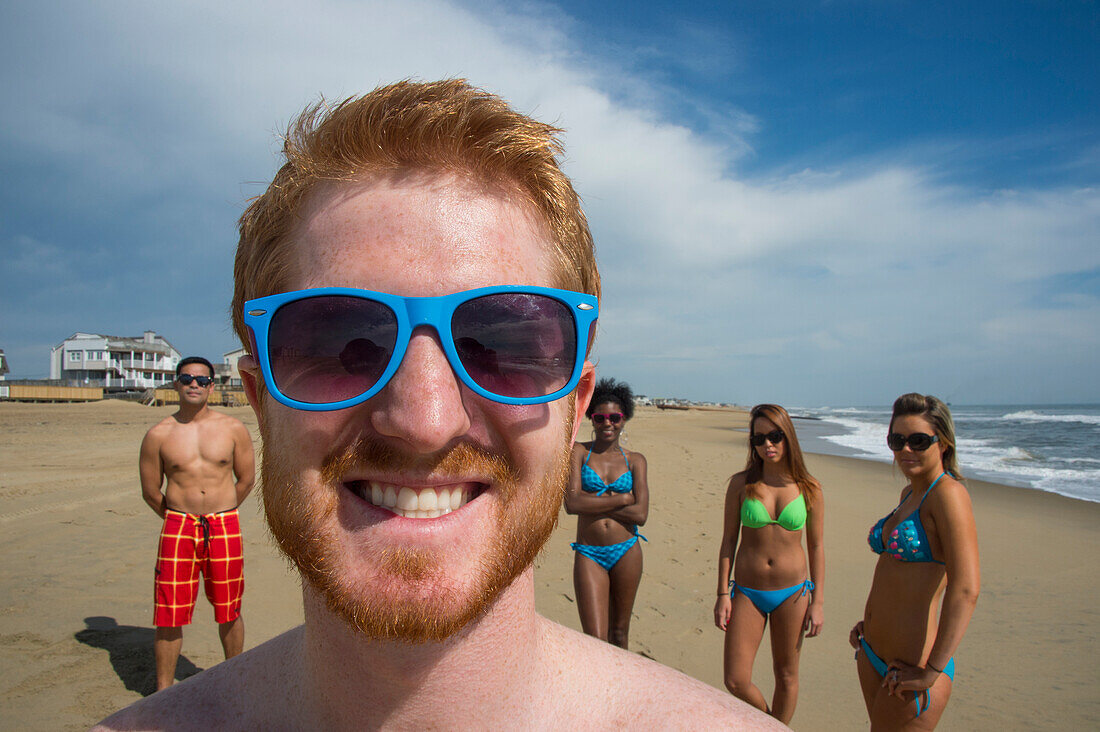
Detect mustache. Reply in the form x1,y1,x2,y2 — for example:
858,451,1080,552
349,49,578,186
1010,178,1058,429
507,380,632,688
320,437,520,487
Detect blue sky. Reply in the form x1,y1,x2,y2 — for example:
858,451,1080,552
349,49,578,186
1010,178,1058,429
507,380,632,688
1,0,1097,405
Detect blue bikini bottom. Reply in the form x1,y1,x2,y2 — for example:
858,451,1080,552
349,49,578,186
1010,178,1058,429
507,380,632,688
731,580,814,615
860,637,955,717
571,530,647,571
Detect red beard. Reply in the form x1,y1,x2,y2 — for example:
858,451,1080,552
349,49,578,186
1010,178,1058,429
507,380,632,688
259,410,572,643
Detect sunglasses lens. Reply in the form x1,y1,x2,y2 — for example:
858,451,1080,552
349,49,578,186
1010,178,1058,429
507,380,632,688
452,293,575,399
751,430,784,446
268,296,398,404
887,433,904,450
609,414,622,424
910,434,933,451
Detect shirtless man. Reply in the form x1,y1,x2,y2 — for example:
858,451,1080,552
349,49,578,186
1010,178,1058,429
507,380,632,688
102,80,780,729
138,356,255,691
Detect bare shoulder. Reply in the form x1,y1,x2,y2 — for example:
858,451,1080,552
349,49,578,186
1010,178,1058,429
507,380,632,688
625,448,646,466
727,471,748,494
930,474,974,517
141,417,176,444
206,409,249,432
538,620,783,729
94,627,303,731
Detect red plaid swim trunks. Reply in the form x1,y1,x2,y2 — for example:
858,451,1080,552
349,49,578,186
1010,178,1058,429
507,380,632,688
153,508,244,627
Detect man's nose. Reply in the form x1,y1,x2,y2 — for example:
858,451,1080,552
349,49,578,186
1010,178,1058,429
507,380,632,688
368,326,472,452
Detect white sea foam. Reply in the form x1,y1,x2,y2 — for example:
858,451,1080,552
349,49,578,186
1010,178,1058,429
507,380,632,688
968,461,1100,503
1003,410,1100,426
1063,457,1100,465
819,417,895,462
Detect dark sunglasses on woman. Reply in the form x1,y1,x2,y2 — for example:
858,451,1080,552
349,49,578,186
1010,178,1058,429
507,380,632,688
750,429,785,447
591,412,623,425
887,432,939,452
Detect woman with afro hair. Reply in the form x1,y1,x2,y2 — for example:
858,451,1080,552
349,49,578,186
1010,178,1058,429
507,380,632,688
565,377,649,649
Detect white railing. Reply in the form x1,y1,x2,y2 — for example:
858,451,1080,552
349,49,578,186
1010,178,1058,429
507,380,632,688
112,359,173,370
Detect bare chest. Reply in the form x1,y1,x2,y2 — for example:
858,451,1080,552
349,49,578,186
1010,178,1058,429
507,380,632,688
160,423,235,475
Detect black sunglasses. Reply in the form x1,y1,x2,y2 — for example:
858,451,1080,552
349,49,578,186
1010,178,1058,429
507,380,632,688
887,432,939,452
177,373,213,387
591,412,624,425
750,429,785,447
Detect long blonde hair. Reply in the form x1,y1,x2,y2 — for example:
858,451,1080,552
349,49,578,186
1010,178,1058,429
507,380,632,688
743,404,821,508
889,393,962,478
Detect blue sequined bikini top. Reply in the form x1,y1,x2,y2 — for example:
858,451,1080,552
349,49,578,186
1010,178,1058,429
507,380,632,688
581,448,633,495
868,473,946,564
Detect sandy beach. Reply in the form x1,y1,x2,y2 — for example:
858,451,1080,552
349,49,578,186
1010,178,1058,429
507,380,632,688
1,401,1097,730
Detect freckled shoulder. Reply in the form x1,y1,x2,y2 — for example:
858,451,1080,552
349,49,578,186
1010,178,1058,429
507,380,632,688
94,627,304,730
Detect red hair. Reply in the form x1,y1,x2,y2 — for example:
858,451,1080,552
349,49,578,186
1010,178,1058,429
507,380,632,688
232,79,599,352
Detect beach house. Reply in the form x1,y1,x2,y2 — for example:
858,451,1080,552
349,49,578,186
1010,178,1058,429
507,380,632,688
218,347,247,387
49,331,181,389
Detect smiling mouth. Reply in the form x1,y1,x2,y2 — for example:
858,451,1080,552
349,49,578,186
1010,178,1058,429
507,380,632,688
344,481,486,519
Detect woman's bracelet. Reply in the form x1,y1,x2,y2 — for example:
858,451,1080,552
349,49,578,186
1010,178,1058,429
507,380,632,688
926,661,945,675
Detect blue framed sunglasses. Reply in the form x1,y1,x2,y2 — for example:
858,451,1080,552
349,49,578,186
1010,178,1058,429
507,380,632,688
244,285,598,411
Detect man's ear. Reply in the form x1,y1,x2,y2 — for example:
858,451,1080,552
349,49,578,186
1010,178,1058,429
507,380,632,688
238,354,265,427
570,362,596,443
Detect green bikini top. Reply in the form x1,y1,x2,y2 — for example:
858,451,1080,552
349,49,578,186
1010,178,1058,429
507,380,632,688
741,492,807,531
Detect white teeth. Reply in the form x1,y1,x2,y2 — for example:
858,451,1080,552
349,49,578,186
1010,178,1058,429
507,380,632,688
362,481,474,518
418,489,439,511
396,486,418,511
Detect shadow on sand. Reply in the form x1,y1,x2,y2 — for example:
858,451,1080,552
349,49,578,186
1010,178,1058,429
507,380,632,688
75,616,204,696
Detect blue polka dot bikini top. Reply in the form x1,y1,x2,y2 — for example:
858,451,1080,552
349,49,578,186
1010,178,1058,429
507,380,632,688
868,473,946,564
581,448,633,495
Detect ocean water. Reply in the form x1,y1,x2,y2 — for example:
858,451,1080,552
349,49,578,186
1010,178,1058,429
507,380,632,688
787,404,1100,504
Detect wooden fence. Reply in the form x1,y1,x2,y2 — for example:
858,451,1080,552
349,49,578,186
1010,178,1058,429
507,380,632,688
0,384,103,402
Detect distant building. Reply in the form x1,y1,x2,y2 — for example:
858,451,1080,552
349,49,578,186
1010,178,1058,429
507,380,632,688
0,349,8,380
218,347,248,387
49,331,182,389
